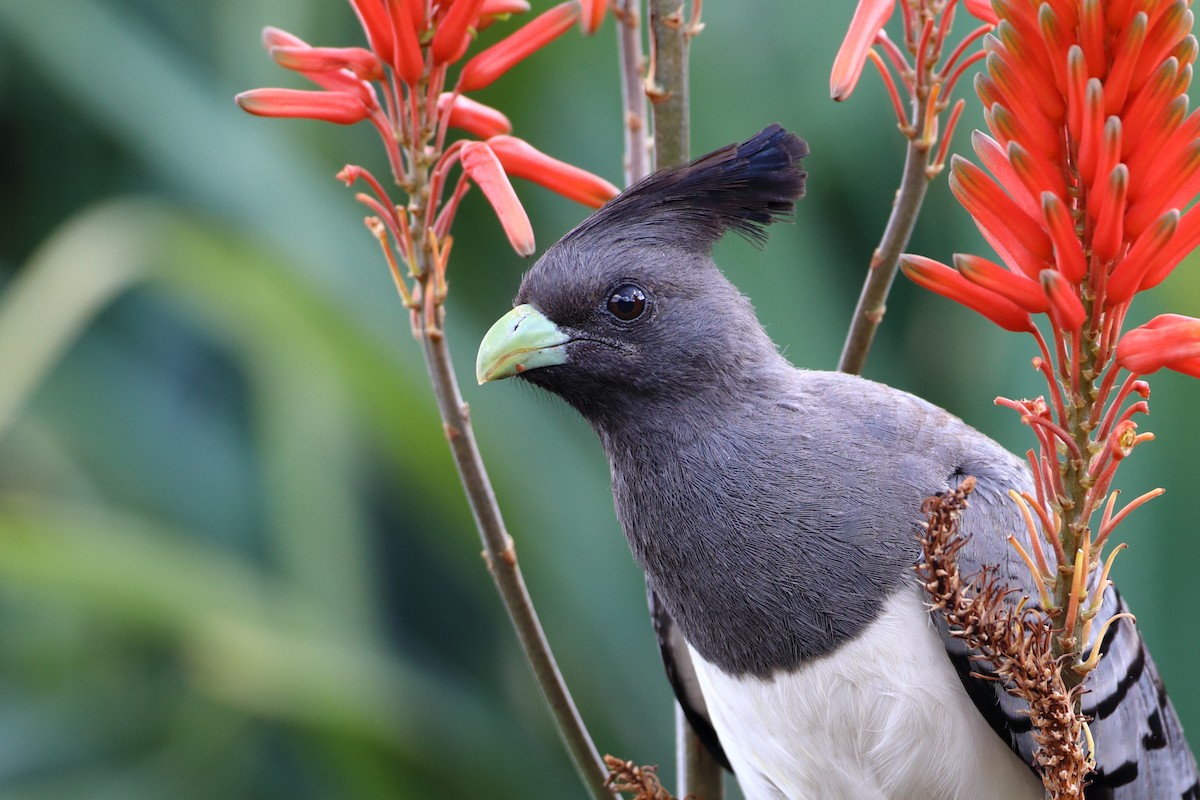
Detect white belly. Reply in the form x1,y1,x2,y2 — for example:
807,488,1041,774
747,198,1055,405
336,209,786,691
687,589,1044,800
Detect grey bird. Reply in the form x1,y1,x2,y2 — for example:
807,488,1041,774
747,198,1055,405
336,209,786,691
475,125,1199,799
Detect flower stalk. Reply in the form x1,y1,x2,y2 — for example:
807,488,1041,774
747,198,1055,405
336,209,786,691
897,0,1200,700
616,4,721,797
237,3,620,798
841,0,1200,791
831,0,997,375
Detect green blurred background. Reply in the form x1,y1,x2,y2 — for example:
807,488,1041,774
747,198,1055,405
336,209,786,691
0,1,1196,797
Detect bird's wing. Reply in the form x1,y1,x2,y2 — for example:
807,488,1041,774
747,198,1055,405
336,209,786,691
943,460,1200,799
649,583,732,771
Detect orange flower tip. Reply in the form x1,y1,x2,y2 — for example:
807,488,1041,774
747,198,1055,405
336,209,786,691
431,0,488,65
1165,356,1200,378
955,253,1050,312
337,165,364,186
458,1,580,92
477,1,532,31
481,0,532,15
579,0,607,35
387,0,427,85
349,0,397,65
438,94,513,138
900,255,1030,333
460,141,536,256
1040,269,1086,331
948,154,980,183
487,135,618,207
964,0,999,25
262,26,306,50
235,88,371,125
830,0,895,101
270,45,385,81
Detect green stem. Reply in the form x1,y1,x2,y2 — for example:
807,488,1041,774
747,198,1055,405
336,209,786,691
647,4,724,798
676,706,724,798
417,318,613,799
1051,324,1101,693
407,112,613,798
616,0,650,185
837,125,933,376
648,0,689,171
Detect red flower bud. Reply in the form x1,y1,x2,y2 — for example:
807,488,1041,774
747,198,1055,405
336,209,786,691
460,141,536,256
487,135,619,208
349,0,397,65
1041,192,1086,283
1091,163,1128,263
1107,209,1179,306
950,155,1054,279
580,0,607,35
459,2,581,92
1040,269,1086,332
1116,314,1200,374
387,0,427,85
830,0,894,102
235,88,372,125
431,0,488,65
437,94,513,139
259,27,379,106
964,0,999,25
270,45,384,81
901,255,1035,333
955,253,1049,312
481,0,531,15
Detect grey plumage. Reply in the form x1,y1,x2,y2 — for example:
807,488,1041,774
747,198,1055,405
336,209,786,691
479,124,1198,798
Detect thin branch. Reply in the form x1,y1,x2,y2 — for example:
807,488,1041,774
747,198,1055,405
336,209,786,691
647,3,721,798
616,0,651,185
837,111,933,375
649,0,689,170
676,704,724,798
418,314,614,800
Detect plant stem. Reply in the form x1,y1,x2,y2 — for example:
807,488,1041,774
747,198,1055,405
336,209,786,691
406,97,613,796
677,706,724,798
417,311,615,800
648,0,689,171
1050,326,1101,692
647,4,723,798
837,128,933,375
616,0,650,186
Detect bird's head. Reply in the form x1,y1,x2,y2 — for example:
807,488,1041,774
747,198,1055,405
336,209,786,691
476,124,808,424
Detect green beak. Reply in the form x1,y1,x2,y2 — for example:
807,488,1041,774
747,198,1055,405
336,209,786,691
476,304,571,384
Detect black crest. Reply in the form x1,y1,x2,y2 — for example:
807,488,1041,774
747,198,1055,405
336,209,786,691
564,123,808,253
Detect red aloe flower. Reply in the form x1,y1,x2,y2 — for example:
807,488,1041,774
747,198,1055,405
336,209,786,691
830,0,895,102
237,0,617,287
899,0,1200,742
236,88,373,125
1117,314,1200,376
437,94,513,139
906,0,1200,386
459,1,581,92
831,0,998,106
461,141,536,256
487,135,620,208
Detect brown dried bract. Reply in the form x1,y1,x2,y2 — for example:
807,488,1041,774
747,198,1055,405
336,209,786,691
603,755,680,800
917,478,1093,800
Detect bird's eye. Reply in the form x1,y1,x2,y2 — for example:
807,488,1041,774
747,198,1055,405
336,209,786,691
606,284,647,321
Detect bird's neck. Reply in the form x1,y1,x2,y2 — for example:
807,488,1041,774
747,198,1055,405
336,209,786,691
594,377,914,677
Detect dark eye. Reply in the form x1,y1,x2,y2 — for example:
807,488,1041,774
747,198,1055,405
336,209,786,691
606,284,647,321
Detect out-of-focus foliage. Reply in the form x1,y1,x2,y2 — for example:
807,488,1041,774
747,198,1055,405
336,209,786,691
0,2,1195,798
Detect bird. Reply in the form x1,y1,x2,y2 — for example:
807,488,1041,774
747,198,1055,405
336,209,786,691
474,124,1199,799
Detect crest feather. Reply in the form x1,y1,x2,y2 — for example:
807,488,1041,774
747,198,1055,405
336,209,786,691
565,124,808,252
